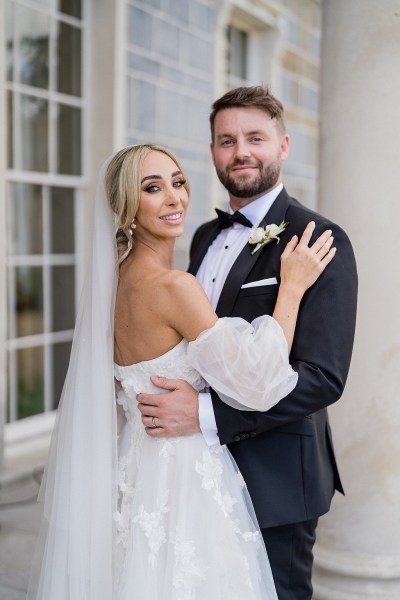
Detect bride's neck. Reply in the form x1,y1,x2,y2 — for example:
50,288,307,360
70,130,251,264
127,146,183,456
132,237,175,270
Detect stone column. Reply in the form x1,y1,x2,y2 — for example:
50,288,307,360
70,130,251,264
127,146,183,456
313,1,400,598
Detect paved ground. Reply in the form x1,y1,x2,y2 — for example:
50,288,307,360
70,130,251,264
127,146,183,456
0,475,42,599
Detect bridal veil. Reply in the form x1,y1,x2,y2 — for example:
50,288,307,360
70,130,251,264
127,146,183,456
28,157,119,599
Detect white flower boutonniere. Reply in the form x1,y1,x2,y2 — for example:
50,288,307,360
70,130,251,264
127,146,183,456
248,221,288,255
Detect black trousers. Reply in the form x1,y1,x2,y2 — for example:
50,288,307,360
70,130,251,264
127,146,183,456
261,518,318,600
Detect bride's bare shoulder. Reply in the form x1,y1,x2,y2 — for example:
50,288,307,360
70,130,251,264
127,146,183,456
161,270,217,340
159,270,209,303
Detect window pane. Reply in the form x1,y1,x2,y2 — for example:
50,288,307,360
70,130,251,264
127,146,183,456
6,356,11,423
51,187,75,253
57,104,81,175
51,266,75,331
299,85,319,114
7,91,14,171
57,22,81,96
6,1,13,81
58,0,81,19
282,75,299,105
52,341,72,408
288,19,299,46
15,4,49,89
15,266,44,337
8,92,48,171
9,183,43,255
228,26,248,80
17,346,44,419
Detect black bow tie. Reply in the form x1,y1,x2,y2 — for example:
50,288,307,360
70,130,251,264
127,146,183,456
215,208,253,230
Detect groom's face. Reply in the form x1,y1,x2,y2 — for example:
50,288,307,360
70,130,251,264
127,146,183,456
210,106,289,205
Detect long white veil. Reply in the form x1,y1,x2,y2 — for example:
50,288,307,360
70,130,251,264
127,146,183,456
27,159,119,599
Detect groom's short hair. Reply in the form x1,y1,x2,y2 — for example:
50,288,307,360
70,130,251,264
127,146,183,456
210,85,286,140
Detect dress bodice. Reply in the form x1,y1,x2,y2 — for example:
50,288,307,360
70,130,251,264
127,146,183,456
114,316,298,416
114,339,206,400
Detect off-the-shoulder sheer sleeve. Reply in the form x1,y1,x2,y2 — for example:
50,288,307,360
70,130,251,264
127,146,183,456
186,316,298,411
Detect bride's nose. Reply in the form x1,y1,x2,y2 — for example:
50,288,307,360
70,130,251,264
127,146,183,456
165,187,181,205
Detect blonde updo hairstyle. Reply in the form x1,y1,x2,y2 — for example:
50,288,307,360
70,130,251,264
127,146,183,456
105,144,190,265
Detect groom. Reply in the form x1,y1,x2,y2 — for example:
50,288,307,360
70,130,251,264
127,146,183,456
138,86,358,599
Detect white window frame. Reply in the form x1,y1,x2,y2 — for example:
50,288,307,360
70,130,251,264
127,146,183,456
2,0,88,445
0,0,8,466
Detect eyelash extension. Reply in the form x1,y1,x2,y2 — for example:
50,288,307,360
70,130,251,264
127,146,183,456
144,179,186,193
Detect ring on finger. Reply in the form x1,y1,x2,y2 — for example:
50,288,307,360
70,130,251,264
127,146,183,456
151,416,158,428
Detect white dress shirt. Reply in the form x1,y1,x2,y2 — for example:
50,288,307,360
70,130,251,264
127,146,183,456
196,183,283,445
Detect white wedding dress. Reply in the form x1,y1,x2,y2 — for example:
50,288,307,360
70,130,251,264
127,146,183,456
112,316,297,600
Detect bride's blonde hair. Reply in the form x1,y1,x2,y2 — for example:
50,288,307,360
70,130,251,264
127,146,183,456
105,144,190,265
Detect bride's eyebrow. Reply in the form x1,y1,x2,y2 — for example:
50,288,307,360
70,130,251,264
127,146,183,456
141,170,182,184
141,174,162,183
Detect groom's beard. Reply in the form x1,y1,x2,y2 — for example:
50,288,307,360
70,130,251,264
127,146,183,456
216,158,281,199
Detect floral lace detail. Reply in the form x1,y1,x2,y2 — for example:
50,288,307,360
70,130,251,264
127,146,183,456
195,449,223,491
242,530,261,543
213,489,238,517
236,470,247,489
133,490,170,567
195,447,261,581
159,440,177,462
195,449,238,518
116,387,130,414
114,339,205,398
171,529,208,600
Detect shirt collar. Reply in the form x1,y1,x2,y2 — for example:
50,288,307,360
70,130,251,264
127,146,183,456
228,183,283,228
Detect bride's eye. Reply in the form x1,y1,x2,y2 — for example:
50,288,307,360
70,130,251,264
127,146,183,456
173,179,186,188
145,184,160,193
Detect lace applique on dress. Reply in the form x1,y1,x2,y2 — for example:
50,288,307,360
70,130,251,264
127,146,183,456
133,490,170,567
171,528,208,600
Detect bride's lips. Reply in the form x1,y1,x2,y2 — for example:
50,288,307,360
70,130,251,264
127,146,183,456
159,211,184,224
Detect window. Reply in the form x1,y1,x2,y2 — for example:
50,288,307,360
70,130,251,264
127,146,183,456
282,72,319,115
4,0,85,422
227,25,249,86
224,16,277,93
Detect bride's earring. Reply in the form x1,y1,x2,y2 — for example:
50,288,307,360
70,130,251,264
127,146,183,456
125,220,136,254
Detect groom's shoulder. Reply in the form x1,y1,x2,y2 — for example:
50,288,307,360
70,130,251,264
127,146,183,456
285,192,351,242
194,217,218,234
191,216,218,243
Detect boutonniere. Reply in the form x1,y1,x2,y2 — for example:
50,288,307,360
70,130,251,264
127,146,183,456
248,221,288,255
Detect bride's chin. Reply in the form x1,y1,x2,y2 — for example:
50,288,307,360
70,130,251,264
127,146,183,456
159,223,185,236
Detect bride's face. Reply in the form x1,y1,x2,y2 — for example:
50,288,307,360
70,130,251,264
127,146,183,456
135,151,189,240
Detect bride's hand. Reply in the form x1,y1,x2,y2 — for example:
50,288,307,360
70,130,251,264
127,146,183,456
280,221,336,296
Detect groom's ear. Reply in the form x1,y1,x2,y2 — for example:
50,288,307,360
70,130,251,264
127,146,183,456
280,133,290,161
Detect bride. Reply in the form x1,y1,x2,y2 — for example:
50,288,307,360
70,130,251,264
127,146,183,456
28,144,335,599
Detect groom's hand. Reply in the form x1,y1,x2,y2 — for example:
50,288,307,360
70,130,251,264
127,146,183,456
137,376,200,437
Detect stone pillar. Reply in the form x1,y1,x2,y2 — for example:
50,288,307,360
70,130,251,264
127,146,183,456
313,1,400,598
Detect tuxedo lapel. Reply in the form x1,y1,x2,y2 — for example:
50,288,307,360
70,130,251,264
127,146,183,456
188,220,220,275
216,188,292,317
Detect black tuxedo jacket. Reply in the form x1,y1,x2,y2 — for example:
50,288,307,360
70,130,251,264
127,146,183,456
188,188,358,529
